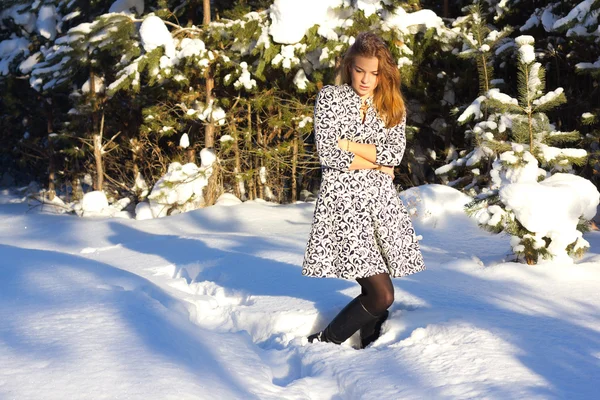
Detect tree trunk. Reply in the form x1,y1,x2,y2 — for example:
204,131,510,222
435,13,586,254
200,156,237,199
203,0,214,148
205,70,215,148
93,133,104,191
203,161,221,206
277,163,282,203
256,113,265,199
45,97,56,201
248,169,256,200
443,0,449,18
230,118,243,200
202,0,218,205
186,147,196,163
131,137,140,196
203,0,210,26
89,70,105,191
291,132,299,202
93,109,105,191
246,103,255,200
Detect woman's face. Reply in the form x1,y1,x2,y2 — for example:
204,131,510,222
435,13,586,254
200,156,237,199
350,55,379,99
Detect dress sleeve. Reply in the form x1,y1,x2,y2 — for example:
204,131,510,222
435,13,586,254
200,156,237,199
374,115,407,166
314,86,355,171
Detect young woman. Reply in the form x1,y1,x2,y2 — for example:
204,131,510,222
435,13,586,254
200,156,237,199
302,32,426,348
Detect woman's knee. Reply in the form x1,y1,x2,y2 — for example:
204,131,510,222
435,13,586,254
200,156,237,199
369,288,393,314
380,288,394,310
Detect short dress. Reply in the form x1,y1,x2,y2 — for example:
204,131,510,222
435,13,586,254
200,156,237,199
302,84,426,280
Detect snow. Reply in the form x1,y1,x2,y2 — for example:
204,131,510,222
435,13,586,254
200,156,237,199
293,68,309,90
268,0,343,44
537,144,587,165
0,37,30,76
74,191,131,218
178,38,206,59
382,7,446,36
515,35,535,46
233,62,257,91
514,36,536,65
527,63,543,100
198,100,226,126
521,15,540,31
109,0,145,15
400,185,471,227
134,201,153,220
458,95,486,123
146,161,213,218
518,44,536,64
36,5,58,40
397,56,412,67
1,185,600,399
63,10,82,22
0,5,35,31
139,16,175,58
179,133,190,149
576,58,600,71
199,148,216,168
271,44,305,70
487,88,519,106
81,75,105,94
132,171,149,199
500,174,599,262
215,193,242,206
356,0,383,18
533,87,564,107
495,41,514,55
542,6,559,32
81,191,109,213
257,25,271,49
297,116,313,129
19,52,41,74
491,149,542,188
554,0,592,31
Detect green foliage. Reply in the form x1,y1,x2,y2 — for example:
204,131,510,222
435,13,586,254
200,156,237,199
0,0,597,225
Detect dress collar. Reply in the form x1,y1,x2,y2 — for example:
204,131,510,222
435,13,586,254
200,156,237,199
341,83,374,106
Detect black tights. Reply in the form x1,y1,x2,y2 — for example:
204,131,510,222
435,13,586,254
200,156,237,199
356,273,394,316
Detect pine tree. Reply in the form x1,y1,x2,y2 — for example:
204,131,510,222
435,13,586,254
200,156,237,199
435,5,512,194
0,0,75,199
465,35,589,264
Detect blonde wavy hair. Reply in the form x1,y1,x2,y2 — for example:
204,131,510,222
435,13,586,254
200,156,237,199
341,32,405,128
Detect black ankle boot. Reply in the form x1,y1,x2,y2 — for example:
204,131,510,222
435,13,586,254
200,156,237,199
360,310,389,348
308,297,378,345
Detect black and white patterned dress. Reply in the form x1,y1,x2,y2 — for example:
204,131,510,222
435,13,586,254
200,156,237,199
302,84,426,279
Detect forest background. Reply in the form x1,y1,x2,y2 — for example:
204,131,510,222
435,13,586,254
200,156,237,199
1,0,599,216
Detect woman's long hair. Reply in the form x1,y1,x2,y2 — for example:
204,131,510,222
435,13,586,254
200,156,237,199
340,32,405,128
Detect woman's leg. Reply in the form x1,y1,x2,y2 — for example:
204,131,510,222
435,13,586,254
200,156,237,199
308,273,394,346
356,273,394,347
356,272,394,315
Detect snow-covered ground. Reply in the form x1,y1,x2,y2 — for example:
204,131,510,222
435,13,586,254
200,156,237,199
1,187,599,399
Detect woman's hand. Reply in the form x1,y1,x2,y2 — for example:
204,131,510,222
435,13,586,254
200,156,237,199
379,165,395,178
338,138,349,151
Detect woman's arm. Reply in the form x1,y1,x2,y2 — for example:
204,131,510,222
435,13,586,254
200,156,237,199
349,155,394,177
314,86,355,171
339,140,377,164
338,117,407,167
